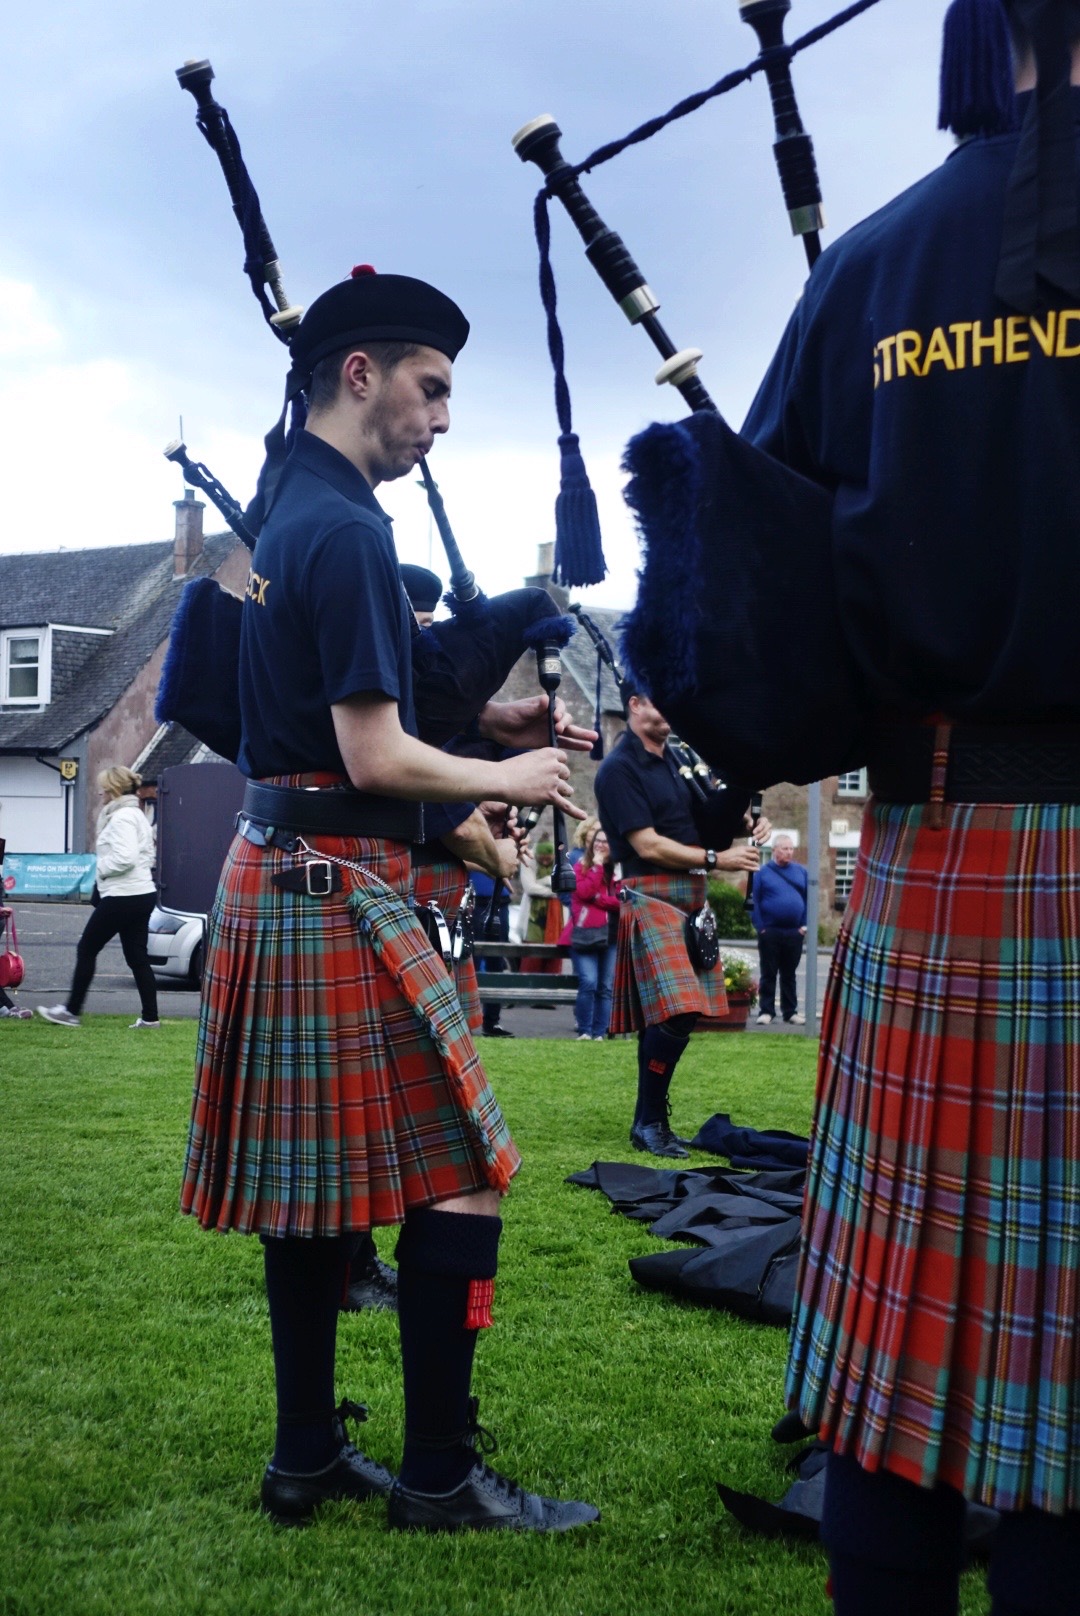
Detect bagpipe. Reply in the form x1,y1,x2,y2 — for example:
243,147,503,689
512,0,883,789
570,604,752,853
156,59,576,825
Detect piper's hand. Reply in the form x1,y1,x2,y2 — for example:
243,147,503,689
478,695,597,753
500,747,585,820
750,814,772,846
717,844,760,873
493,837,520,882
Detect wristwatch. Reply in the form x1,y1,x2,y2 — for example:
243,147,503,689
704,849,718,872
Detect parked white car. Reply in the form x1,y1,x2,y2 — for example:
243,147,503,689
147,907,205,987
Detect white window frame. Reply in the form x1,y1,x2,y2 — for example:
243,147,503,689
834,846,858,907
837,767,868,798
1,627,51,706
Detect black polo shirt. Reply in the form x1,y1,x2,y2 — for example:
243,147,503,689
594,728,699,877
238,431,417,782
743,93,1080,722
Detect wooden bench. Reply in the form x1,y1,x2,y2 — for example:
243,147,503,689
472,940,580,1007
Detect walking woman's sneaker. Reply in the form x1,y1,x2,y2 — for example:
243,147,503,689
129,1019,161,1029
36,1005,80,1028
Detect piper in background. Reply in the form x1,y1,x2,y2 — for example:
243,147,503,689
741,3,1080,1609
595,689,767,1159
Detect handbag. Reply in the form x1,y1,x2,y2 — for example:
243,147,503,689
0,907,25,990
684,902,720,973
571,923,609,952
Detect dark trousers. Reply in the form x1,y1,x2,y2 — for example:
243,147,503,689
823,1451,1080,1616
756,927,803,1019
478,899,509,1032
69,892,158,1020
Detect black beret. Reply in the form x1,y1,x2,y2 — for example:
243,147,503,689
400,564,444,613
292,268,470,373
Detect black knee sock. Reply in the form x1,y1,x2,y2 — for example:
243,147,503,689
396,1209,502,1494
263,1235,350,1473
822,1453,965,1616
635,1023,691,1127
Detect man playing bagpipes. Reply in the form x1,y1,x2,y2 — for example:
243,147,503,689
595,689,767,1159
733,3,1080,1609
180,269,599,1534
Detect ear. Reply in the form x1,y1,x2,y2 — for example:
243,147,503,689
341,349,378,400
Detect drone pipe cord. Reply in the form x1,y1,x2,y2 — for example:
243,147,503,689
513,0,880,402
176,59,302,336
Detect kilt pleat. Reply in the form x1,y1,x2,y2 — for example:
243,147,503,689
788,799,1080,1515
181,831,519,1239
610,871,728,1033
412,852,483,1034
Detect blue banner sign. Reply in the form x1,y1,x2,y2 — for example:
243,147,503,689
2,853,97,899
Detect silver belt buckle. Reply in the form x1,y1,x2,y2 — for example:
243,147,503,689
305,860,334,896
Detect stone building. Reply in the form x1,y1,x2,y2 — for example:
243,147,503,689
0,494,248,855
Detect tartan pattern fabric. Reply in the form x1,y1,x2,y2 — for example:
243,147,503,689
787,799,1080,1515
181,831,519,1239
609,871,728,1034
412,852,482,1034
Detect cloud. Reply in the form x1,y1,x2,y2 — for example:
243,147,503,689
0,279,63,360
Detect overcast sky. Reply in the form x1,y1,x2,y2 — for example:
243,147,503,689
1,0,947,608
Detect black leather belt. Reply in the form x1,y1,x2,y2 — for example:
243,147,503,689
241,781,422,842
867,723,1080,805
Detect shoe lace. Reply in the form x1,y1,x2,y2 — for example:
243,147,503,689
334,1398,370,1449
464,1396,498,1459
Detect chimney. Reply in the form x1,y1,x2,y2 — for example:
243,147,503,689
173,488,205,577
524,540,569,610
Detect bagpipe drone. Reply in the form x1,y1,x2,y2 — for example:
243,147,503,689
512,0,884,788
156,58,577,878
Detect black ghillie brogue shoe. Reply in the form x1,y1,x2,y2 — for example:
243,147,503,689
629,1120,690,1160
387,1400,599,1534
341,1253,399,1314
260,1400,395,1525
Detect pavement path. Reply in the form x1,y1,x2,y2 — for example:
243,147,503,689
4,901,828,1038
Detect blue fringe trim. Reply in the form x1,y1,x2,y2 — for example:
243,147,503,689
619,420,704,703
440,587,490,623
155,578,203,723
521,614,576,650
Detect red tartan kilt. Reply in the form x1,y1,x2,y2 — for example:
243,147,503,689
610,871,728,1034
789,798,1080,1515
181,832,514,1238
412,853,482,1034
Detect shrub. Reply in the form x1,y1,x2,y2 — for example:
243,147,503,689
707,877,755,939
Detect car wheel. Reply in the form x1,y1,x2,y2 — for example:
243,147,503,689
188,940,204,989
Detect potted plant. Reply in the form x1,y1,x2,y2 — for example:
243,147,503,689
698,947,758,1032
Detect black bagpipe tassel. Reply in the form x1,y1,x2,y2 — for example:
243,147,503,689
938,0,1018,137
554,431,607,588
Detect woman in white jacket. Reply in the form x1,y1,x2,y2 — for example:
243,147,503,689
38,766,159,1028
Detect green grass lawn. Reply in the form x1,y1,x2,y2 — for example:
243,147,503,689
0,1022,991,1616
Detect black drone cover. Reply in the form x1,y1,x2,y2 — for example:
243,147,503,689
156,581,562,762
620,410,870,787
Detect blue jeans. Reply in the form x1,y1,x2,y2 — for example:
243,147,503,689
572,943,616,1037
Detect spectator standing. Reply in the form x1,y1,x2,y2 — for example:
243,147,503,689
518,840,563,974
38,766,159,1029
751,835,808,1025
569,826,619,1040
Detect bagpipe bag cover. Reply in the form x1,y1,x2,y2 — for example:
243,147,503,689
156,580,561,760
620,411,869,788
